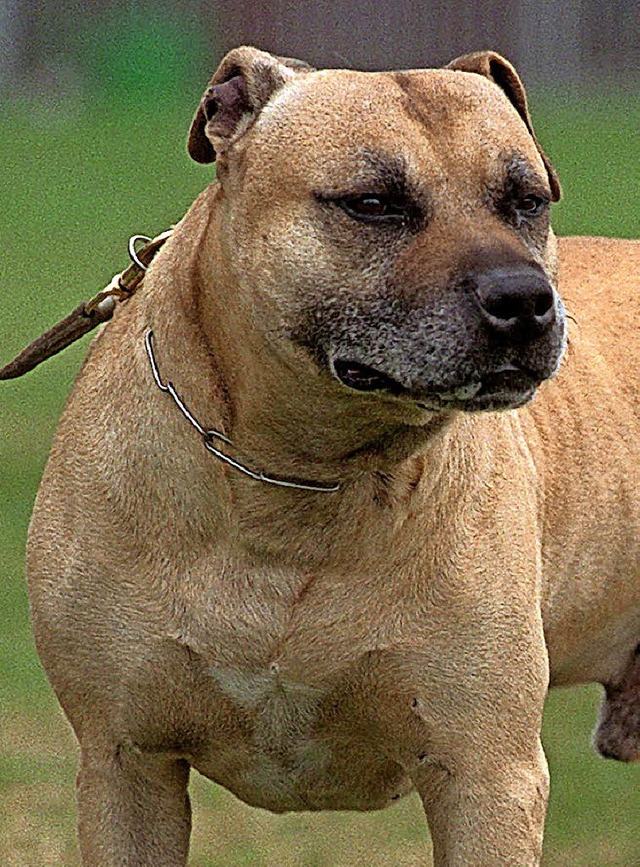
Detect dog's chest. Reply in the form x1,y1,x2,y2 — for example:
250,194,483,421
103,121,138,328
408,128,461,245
176,563,416,812
194,655,413,813
208,659,325,712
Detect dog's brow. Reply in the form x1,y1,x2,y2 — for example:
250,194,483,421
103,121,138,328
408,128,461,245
504,152,550,191
327,149,418,199
360,150,411,186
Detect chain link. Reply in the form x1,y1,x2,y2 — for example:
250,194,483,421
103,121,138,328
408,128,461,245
144,330,340,493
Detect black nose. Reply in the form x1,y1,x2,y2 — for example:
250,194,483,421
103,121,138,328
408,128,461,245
473,266,556,341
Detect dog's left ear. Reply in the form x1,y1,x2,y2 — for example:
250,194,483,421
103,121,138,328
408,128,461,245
446,51,561,201
188,47,313,164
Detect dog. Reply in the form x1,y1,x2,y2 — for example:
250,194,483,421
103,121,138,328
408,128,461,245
25,47,639,865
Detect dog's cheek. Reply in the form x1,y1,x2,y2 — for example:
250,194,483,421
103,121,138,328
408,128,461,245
220,193,484,390
230,205,390,323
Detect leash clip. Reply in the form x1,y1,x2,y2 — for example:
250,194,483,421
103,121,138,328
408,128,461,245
0,230,172,381
128,235,153,271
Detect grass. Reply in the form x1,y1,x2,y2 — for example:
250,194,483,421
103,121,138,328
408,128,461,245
1,90,638,864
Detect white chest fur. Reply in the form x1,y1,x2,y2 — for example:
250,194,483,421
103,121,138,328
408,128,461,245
209,661,326,710
205,662,340,811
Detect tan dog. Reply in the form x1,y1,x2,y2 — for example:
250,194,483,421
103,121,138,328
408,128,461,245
26,47,639,865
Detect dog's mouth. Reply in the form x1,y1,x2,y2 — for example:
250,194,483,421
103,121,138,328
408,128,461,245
424,367,539,411
331,358,407,395
332,358,540,411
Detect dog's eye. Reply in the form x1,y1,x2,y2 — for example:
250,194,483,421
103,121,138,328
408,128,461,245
515,194,548,218
339,195,406,222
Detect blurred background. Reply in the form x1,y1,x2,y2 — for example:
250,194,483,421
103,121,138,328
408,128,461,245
0,2,638,865
2,0,639,93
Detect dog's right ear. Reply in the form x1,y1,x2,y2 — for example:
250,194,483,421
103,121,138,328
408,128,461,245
188,47,313,164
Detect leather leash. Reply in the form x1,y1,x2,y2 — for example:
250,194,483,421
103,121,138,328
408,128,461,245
0,230,172,380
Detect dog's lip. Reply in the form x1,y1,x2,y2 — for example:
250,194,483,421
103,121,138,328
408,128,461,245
330,356,541,409
418,365,540,410
475,364,540,398
331,357,407,395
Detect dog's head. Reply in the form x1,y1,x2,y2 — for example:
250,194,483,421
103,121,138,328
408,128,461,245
188,47,565,415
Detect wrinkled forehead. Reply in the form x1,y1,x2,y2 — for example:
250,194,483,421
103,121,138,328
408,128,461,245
251,68,544,186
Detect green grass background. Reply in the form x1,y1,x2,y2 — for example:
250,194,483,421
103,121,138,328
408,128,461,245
1,91,638,865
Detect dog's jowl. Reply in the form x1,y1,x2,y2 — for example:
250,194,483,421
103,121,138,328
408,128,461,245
25,47,639,866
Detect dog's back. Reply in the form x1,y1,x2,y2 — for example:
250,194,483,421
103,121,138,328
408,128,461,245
527,236,639,686
559,236,639,398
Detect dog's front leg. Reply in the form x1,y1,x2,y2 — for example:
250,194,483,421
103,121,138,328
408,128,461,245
414,737,549,866
405,603,550,866
76,743,191,866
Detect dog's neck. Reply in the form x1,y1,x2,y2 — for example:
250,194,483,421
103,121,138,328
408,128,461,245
142,193,463,564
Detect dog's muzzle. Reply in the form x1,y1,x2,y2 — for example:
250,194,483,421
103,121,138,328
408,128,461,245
327,263,565,412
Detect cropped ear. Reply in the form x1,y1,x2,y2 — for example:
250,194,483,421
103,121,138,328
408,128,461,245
446,51,561,201
188,47,313,164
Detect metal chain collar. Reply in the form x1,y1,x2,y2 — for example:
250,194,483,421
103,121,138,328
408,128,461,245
144,330,340,493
